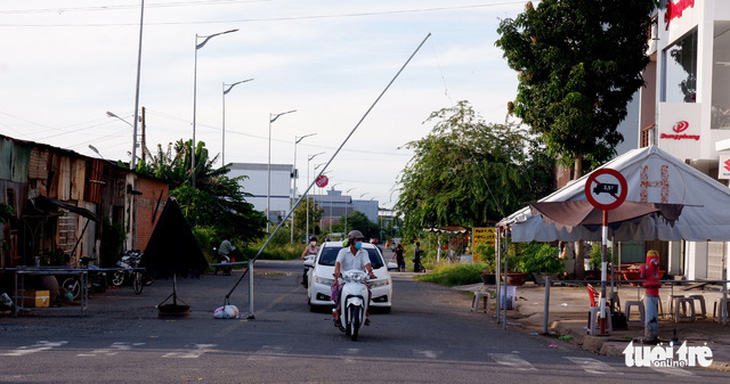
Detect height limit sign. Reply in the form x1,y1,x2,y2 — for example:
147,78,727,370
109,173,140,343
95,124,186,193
584,168,627,211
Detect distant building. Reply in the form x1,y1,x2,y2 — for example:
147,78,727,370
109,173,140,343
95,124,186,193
312,189,379,232
229,162,293,224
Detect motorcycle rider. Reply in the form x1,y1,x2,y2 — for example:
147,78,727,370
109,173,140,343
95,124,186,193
331,230,376,328
300,236,320,286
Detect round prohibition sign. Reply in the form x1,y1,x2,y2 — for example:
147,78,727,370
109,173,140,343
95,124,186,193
584,168,627,211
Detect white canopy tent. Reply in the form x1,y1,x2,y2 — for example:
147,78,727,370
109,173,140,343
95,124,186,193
497,146,730,242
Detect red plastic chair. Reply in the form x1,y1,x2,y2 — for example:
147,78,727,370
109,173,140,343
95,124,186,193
587,283,599,307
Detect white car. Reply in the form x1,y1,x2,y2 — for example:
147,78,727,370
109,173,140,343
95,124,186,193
305,241,393,312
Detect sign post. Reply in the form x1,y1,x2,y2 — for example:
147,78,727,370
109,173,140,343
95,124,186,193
585,168,627,335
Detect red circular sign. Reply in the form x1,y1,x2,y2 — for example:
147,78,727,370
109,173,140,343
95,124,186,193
584,168,627,211
315,175,328,188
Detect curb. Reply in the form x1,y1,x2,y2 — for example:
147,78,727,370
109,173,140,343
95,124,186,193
550,319,730,371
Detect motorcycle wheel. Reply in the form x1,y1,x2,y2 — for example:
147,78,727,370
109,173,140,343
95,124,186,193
62,278,81,300
133,272,144,295
350,307,360,341
112,271,125,286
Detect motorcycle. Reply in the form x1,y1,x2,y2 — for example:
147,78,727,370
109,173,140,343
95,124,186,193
212,247,232,276
60,257,106,300
336,270,369,341
112,250,143,286
301,253,316,287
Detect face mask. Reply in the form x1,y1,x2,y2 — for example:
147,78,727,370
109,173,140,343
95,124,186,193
354,241,363,250
310,241,316,246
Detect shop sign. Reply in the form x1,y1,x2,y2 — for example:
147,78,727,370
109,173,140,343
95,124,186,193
660,120,700,141
665,0,695,30
472,227,495,262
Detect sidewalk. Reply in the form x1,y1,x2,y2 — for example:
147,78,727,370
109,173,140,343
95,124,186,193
456,281,730,371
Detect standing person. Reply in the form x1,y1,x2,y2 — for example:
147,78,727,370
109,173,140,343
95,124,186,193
300,236,320,286
394,243,405,272
413,241,422,272
331,230,376,328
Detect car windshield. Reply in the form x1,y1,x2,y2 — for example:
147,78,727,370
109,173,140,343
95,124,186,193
318,246,384,269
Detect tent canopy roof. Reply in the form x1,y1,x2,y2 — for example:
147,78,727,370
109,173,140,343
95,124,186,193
498,146,730,242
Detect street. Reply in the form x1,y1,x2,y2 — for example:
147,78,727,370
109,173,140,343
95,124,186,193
1,260,728,383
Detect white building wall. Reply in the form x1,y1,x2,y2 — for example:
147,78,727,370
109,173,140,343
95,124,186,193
644,1,730,280
229,163,293,220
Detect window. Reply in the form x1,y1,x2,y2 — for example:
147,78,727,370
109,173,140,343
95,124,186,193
712,22,730,129
663,29,698,103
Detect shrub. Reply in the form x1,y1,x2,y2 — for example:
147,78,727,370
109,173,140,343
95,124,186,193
517,242,562,275
416,263,486,286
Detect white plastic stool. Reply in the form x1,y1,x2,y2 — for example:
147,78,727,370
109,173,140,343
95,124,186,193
688,295,707,320
674,297,696,323
471,292,489,313
624,301,644,326
588,306,613,335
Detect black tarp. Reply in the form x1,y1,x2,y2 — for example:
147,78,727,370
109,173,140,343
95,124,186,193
142,197,208,277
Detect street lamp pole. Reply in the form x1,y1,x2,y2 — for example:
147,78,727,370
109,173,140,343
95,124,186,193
291,133,317,242
345,187,356,234
192,28,238,189
131,0,145,170
222,78,254,166
267,109,297,232
306,153,325,240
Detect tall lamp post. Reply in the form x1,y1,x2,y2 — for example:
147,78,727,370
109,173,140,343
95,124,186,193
345,187,356,234
306,152,325,240
192,28,238,189
222,78,254,166
291,133,317,242
267,109,297,232
130,0,145,170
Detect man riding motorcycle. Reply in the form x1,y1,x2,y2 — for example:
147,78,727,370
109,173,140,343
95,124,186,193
331,230,376,328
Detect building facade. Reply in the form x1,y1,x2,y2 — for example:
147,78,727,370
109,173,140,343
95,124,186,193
639,0,730,280
229,162,294,224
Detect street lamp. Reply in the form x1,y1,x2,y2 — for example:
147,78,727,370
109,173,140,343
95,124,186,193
306,152,325,240
345,188,356,234
192,28,238,189
328,183,341,233
291,132,317,242
222,78,254,166
267,109,297,232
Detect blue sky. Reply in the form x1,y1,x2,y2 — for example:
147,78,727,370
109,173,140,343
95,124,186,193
0,1,529,208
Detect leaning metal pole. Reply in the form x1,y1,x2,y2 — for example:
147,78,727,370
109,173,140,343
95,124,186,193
223,34,433,317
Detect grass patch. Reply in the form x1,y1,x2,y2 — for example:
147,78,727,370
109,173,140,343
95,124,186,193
415,263,485,287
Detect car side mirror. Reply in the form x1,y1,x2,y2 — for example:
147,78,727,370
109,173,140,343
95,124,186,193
304,259,314,268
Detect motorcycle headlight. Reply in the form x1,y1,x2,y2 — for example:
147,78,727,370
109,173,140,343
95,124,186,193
370,279,390,288
314,275,334,286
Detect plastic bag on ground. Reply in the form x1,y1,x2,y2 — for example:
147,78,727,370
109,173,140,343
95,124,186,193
213,305,240,319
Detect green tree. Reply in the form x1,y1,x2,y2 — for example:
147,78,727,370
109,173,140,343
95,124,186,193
331,210,380,240
496,0,656,174
496,0,656,277
136,139,266,245
395,101,554,238
292,197,323,241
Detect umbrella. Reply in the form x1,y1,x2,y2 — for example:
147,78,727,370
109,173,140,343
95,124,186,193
142,197,209,317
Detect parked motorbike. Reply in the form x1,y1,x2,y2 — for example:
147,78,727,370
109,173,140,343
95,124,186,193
336,270,369,341
212,247,232,276
112,250,143,286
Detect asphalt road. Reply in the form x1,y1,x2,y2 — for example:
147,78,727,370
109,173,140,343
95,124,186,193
1,259,728,383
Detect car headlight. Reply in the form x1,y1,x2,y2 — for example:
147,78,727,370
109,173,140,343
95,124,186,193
370,279,390,288
314,275,335,286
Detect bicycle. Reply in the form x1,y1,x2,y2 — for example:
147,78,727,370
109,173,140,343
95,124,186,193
132,269,154,295
60,257,106,300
